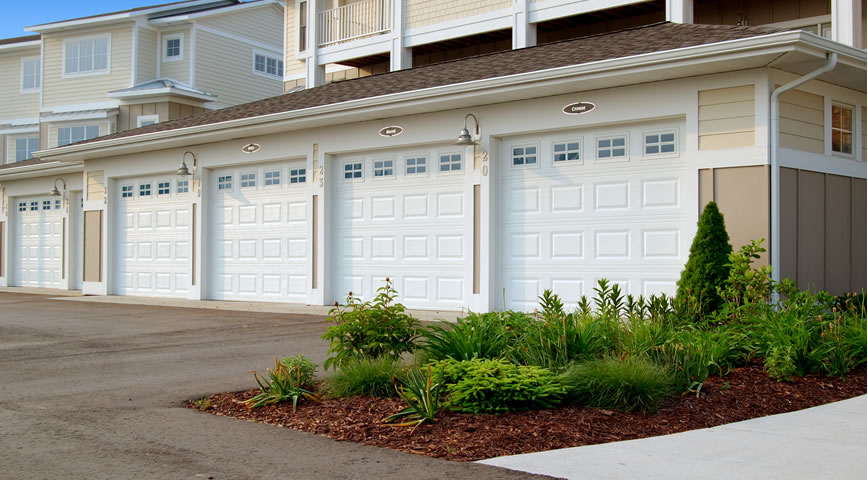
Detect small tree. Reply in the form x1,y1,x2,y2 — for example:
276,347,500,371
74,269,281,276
676,201,732,323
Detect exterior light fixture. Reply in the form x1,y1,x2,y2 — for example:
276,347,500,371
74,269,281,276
49,178,66,196
176,151,196,176
455,113,480,146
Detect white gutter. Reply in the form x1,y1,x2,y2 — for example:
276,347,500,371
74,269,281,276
0,161,83,180
769,52,838,292
25,0,225,32
0,40,40,51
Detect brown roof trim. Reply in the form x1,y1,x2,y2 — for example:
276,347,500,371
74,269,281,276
0,35,41,46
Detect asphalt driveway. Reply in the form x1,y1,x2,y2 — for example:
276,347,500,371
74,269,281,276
0,292,551,479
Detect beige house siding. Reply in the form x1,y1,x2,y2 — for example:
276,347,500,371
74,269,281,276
406,0,511,29
198,4,284,48
0,47,41,120
159,28,191,84
137,27,158,84
86,170,105,203
83,210,102,282
42,24,134,107
195,29,283,107
698,85,755,150
778,88,824,154
47,120,112,148
117,101,206,131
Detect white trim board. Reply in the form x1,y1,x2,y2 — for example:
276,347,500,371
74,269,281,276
193,24,282,55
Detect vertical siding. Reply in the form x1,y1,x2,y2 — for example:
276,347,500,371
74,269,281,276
698,85,755,150
159,28,190,84
42,25,134,107
862,106,866,161
0,47,42,119
779,167,799,283
406,0,511,29
824,175,851,295
851,179,866,291
797,170,825,291
194,30,283,106
713,166,770,265
197,4,284,49
779,88,824,154
137,27,158,84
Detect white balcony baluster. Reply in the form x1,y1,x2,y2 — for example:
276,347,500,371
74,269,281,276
318,0,391,47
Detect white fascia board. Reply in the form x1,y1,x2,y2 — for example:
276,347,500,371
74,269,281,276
148,0,281,25
107,87,216,101
318,36,391,65
529,0,647,23
404,10,512,48
796,31,867,64
41,110,119,123
0,117,40,126
26,0,222,32
35,31,858,161
0,40,41,51
0,162,83,181
40,102,120,114
0,127,39,135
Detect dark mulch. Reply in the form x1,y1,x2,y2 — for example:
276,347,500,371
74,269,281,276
191,364,866,462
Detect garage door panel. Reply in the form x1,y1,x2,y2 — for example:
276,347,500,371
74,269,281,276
12,196,63,288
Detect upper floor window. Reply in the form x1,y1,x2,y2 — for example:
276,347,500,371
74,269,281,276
832,104,853,155
64,35,109,76
298,1,308,52
254,52,283,79
57,125,99,147
137,115,159,128
21,57,40,92
15,137,39,162
164,34,183,61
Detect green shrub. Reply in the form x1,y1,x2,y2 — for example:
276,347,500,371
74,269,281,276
321,278,420,370
651,327,745,392
244,357,318,411
322,356,403,398
560,356,677,412
675,201,732,323
279,354,317,390
383,365,444,428
431,358,566,414
621,316,676,358
419,312,512,362
716,239,773,322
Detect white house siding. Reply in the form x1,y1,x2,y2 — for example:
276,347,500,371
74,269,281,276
194,29,283,107
0,47,41,120
136,27,158,84
159,28,191,84
42,24,134,108
197,4,284,49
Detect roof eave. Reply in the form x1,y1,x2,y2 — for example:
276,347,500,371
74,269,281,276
108,87,216,101
26,0,229,33
0,161,83,181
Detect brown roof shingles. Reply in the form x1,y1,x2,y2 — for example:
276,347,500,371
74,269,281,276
0,35,41,46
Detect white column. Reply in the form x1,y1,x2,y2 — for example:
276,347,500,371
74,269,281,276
305,0,325,88
832,0,860,48
512,0,536,49
389,0,411,71
190,167,207,300
0,186,7,287
309,144,327,305
666,0,693,24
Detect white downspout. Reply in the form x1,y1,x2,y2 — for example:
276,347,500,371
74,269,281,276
769,52,837,293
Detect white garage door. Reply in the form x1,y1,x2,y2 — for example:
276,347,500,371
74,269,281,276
12,196,63,288
114,176,192,297
499,121,692,310
207,160,309,302
333,145,468,309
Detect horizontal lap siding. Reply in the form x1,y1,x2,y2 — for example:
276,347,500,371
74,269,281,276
159,28,190,84
779,89,824,154
87,170,105,203
197,5,284,49
0,47,41,119
698,85,755,150
195,30,282,107
137,28,157,84
42,25,133,107
406,0,511,29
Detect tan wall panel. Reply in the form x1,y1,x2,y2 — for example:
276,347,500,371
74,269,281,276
780,132,824,154
194,29,283,107
698,85,754,105
473,184,481,294
698,116,755,135
779,118,824,141
797,170,825,291
83,210,102,283
698,131,755,150
824,175,851,296
0,46,42,119
118,105,131,131
699,168,713,210
779,88,824,110
851,179,866,291
87,170,105,202
155,102,169,122
713,166,770,265
779,101,824,126
137,27,158,84
698,100,755,121
780,167,799,283
698,85,755,150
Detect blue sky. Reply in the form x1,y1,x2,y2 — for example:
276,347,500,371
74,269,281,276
1,1,160,39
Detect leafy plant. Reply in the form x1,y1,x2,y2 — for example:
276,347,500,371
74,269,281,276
594,279,626,319
716,239,772,321
244,357,319,411
431,358,566,414
419,312,512,362
510,311,620,370
280,354,317,390
383,365,444,429
650,327,744,393
560,356,677,412
322,278,421,370
323,356,403,398
192,396,211,411
675,201,733,323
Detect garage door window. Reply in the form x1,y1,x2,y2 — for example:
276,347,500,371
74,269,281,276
42,200,51,210
373,159,394,178
644,131,676,156
176,179,189,193
30,201,38,211
290,168,306,184
158,182,171,196
344,162,363,180
405,156,426,175
121,185,133,198
55,199,61,209
597,135,627,160
512,145,538,166
264,170,280,186
241,173,257,188
553,141,581,163
18,202,26,212
439,153,462,173
140,183,151,197
218,175,233,191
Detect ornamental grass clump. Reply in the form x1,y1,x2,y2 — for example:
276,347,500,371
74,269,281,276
244,357,319,412
382,365,444,429
323,356,403,398
560,356,677,413
419,311,513,362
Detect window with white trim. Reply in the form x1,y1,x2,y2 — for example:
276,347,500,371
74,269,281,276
373,159,394,177
254,52,283,78
644,131,676,155
265,170,281,186
18,202,27,212
121,185,133,198
176,179,189,194
137,115,159,127
344,162,362,180
55,199,61,210
405,156,426,175
298,1,308,52
64,35,109,75
439,153,462,172
553,141,581,163
512,145,537,166
139,183,151,197
42,200,51,210
832,104,853,155
15,137,39,161
597,135,627,160
30,201,38,211
21,57,40,91
218,175,233,190
57,125,99,146
240,173,257,188
163,34,183,61
290,168,306,184
157,182,171,196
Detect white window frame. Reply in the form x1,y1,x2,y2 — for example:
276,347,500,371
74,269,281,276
139,183,152,197
162,33,184,62
137,115,159,128
343,161,364,182
55,199,61,210
510,143,540,169
240,172,257,189
57,124,100,147
18,202,27,212
62,33,111,78
264,169,282,187
642,129,678,158
437,152,463,175
289,167,306,185
217,175,233,191
831,102,855,157
20,56,40,93
372,158,395,179
552,139,582,166
296,0,308,55
42,200,52,211
176,179,189,194
121,185,134,198
595,134,629,162
404,155,428,176
252,49,284,80
157,181,171,196
15,136,39,162
29,201,39,211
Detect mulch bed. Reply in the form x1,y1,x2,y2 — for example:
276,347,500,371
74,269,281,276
191,363,866,462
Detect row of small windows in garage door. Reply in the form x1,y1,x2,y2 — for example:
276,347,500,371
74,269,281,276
18,199,61,212
119,168,308,199
511,131,677,167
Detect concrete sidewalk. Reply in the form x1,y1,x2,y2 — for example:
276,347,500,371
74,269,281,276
480,395,867,480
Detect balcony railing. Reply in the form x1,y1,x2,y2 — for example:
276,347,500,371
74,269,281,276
318,0,391,47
